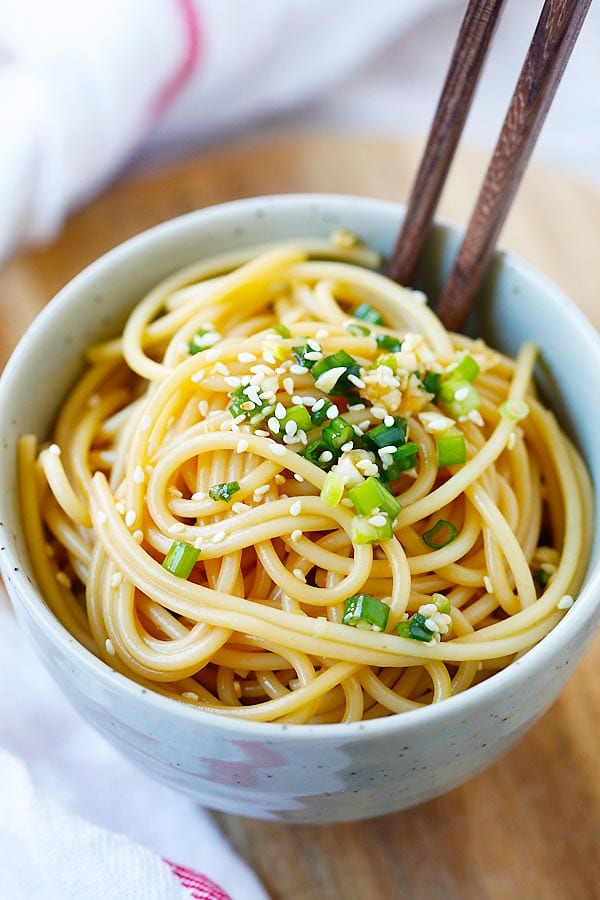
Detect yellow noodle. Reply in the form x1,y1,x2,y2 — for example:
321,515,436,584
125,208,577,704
18,237,592,723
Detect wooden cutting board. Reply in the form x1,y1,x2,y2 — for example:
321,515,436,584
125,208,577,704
1,133,599,900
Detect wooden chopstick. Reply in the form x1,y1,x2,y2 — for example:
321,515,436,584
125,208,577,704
389,0,507,287
436,0,592,332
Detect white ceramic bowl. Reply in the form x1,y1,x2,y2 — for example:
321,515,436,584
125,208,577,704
1,195,599,824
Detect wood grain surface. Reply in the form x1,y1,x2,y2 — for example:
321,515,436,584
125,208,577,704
1,133,598,900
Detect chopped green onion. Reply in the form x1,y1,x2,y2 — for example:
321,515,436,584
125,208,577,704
532,567,551,589
376,334,402,352
283,405,312,433
422,371,441,397
380,442,419,481
292,345,318,369
373,353,397,372
436,433,466,467
301,440,338,470
422,519,458,549
311,350,362,396
309,399,333,426
447,354,480,383
346,322,372,337
269,323,291,338
433,592,452,615
320,472,345,507
343,594,390,631
352,515,394,544
162,540,200,578
264,340,288,361
188,328,219,355
322,416,354,450
354,303,385,325
396,612,434,642
440,380,480,419
209,481,241,503
348,476,401,518
363,417,408,451
499,399,530,422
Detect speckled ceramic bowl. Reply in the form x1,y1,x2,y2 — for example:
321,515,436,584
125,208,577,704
1,195,599,823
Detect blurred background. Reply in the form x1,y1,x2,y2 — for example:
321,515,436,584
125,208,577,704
1,0,599,265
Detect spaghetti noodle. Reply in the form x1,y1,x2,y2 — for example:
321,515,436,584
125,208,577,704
18,234,592,724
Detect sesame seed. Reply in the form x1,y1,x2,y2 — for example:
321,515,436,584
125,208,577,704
48,443,61,456
283,377,295,395
232,501,251,514
182,691,199,701
318,450,334,464
369,514,387,527
418,603,438,617
293,568,306,582
140,414,152,431
340,441,354,452
213,530,226,544
424,617,439,633
56,571,71,589
305,351,322,362
133,466,145,484
168,523,185,534
347,373,366,389
263,351,277,365
285,420,298,437
268,417,281,434
384,415,395,427
307,339,321,352
484,576,493,594
294,473,304,482
557,595,574,610
125,510,136,527
111,572,123,589
468,409,484,426
105,639,116,657
255,484,270,496
238,352,257,363
254,429,269,437
274,474,286,484
272,444,286,456
205,348,220,362
454,386,470,402
378,445,397,457
236,439,249,454
312,399,325,412
191,491,207,501
191,369,205,383
115,502,125,515
290,364,308,375
348,403,366,412
233,414,246,426
224,375,242,387
316,329,330,340
371,407,387,420
132,530,144,543
291,529,302,542
193,537,204,550
275,402,287,420
95,511,107,526
326,405,339,420
290,500,302,517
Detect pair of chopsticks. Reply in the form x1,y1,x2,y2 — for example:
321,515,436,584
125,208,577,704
388,0,592,332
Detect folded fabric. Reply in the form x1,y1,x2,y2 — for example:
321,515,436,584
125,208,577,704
0,601,268,900
0,0,446,264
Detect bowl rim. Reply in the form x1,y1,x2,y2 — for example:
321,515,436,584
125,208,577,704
1,191,599,742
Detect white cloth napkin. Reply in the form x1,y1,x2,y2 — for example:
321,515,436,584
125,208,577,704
0,602,268,900
0,0,447,264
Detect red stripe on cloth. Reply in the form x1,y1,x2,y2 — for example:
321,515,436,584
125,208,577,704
165,859,232,900
150,0,202,121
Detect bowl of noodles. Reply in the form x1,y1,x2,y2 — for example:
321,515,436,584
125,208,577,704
0,194,599,823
